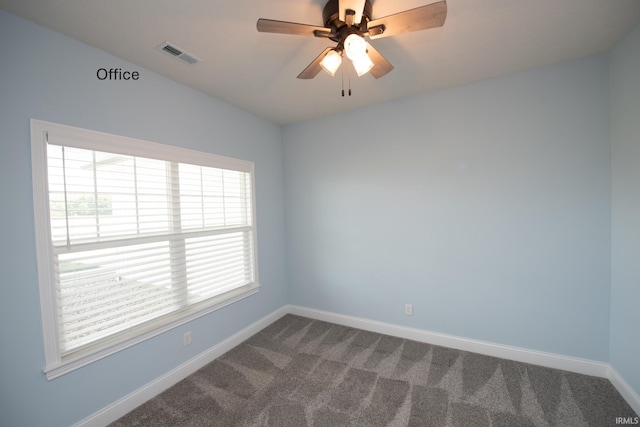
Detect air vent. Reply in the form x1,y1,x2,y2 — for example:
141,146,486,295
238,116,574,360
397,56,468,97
156,42,200,65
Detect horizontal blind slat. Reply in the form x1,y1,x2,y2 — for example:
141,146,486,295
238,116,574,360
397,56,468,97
60,284,176,327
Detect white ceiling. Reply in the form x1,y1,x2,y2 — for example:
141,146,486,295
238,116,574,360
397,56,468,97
2,0,640,125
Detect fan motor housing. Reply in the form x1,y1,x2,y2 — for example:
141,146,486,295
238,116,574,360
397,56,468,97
323,0,373,34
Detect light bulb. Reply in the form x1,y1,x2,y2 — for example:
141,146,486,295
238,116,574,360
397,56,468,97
344,34,367,61
320,49,342,76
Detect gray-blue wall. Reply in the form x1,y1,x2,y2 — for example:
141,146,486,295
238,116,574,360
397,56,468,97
283,55,612,361
0,9,286,426
610,22,640,400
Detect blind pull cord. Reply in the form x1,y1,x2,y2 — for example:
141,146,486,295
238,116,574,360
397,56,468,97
61,146,71,249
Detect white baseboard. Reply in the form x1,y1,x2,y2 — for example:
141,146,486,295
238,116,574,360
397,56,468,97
286,305,610,378
76,304,639,426
73,306,288,427
609,365,640,416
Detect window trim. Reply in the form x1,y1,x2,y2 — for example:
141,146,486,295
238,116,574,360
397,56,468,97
30,119,260,380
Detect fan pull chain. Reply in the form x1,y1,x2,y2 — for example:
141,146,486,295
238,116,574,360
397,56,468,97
341,60,352,97
340,58,353,97
348,60,352,96
341,59,345,97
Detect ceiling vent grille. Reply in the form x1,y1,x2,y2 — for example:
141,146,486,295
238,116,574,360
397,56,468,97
157,42,200,65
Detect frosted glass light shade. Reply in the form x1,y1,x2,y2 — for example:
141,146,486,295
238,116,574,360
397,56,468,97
352,54,374,76
320,49,342,76
344,34,367,61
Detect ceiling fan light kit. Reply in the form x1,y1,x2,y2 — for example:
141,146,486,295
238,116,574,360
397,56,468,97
257,0,447,93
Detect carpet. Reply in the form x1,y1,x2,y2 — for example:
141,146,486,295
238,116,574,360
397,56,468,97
110,314,637,426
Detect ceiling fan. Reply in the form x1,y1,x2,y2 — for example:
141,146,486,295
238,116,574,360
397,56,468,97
256,0,447,81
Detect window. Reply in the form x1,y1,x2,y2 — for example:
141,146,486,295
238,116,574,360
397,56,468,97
31,119,259,379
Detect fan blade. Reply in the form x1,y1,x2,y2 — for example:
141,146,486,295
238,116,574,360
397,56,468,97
297,47,334,79
257,19,331,37
366,43,394,79
367,1,447,40
339,0,366,25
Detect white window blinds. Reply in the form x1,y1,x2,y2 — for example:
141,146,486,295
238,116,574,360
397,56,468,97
32,120,259,377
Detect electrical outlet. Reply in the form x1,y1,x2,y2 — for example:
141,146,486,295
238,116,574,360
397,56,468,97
183,331,192,346
405,304,413,316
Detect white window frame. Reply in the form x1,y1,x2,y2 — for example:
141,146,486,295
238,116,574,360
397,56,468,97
31,119,259,379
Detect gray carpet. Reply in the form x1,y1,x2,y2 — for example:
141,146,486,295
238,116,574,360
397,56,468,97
110,314,637,426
